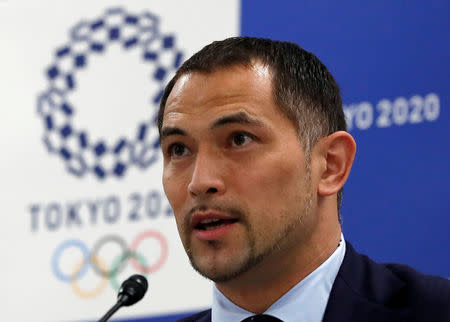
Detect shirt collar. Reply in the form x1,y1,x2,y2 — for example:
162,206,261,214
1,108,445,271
212,234,346,322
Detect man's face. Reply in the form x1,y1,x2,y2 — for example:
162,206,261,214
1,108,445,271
160,64,316,282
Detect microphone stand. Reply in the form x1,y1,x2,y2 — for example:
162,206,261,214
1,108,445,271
98,295,128,322
97,275,148,322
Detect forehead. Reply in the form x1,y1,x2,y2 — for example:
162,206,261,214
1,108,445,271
162,64,279,125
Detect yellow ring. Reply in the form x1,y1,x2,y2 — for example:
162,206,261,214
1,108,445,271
70,256,108,298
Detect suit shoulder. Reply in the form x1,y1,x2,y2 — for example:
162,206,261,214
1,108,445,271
384,263,450,315
385,263,450,296
177,309,211,322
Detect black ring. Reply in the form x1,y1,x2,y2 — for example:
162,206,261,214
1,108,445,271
90,235,128,277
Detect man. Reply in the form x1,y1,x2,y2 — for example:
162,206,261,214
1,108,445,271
158,37,450,322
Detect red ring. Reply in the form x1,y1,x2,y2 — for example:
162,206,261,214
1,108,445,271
130,230,168,273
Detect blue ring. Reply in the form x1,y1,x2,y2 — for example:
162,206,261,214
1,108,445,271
52,239,89,283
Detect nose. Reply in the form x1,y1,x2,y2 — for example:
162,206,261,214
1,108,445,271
188,150,225,198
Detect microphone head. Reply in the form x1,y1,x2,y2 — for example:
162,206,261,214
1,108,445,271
118,274,148,306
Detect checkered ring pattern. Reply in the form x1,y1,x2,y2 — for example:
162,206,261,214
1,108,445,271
37,7,183,179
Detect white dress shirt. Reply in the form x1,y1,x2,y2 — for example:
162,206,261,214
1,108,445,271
211,235,346,322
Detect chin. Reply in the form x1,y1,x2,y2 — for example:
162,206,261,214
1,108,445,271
189,252,263,283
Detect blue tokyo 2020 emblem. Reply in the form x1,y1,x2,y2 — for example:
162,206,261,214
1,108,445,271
37,7,183,179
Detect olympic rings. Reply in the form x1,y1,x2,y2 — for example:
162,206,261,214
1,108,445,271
71,256,109,298
130,230,168,273
91,235,128,277
51,229,168,298
110,251,148,291
52,239,89,282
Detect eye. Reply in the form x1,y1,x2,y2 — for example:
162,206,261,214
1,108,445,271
167,143,190,158
230,132,254,147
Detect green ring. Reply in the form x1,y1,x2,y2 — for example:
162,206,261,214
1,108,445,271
110,251,148,291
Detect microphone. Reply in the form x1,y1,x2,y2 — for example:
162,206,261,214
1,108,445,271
98,274,148,322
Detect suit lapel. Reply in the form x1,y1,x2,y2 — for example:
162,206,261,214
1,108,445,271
322,243,410,322
198,310,212,322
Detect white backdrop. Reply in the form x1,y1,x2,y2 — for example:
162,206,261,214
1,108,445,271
0,1,239,321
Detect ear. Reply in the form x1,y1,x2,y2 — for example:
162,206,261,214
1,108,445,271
316,131,356,196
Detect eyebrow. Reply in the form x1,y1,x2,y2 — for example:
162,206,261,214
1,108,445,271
160,127,187,141
160,111,264,142
211,112,264,129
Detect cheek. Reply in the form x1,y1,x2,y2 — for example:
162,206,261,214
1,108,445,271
163,166,196,236
163,173,188,236
163,169,188,212
239,155,306,202
231,161,305,237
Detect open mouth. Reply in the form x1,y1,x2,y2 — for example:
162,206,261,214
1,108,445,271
195,218,238,231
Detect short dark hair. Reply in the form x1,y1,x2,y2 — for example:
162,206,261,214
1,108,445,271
158,37,347,212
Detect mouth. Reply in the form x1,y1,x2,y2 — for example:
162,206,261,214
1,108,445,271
191,211,239,240
195,218,239,231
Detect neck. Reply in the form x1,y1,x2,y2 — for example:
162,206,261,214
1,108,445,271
215,211,341,313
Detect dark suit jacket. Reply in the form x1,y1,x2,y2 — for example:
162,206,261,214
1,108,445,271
178,243,450,322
